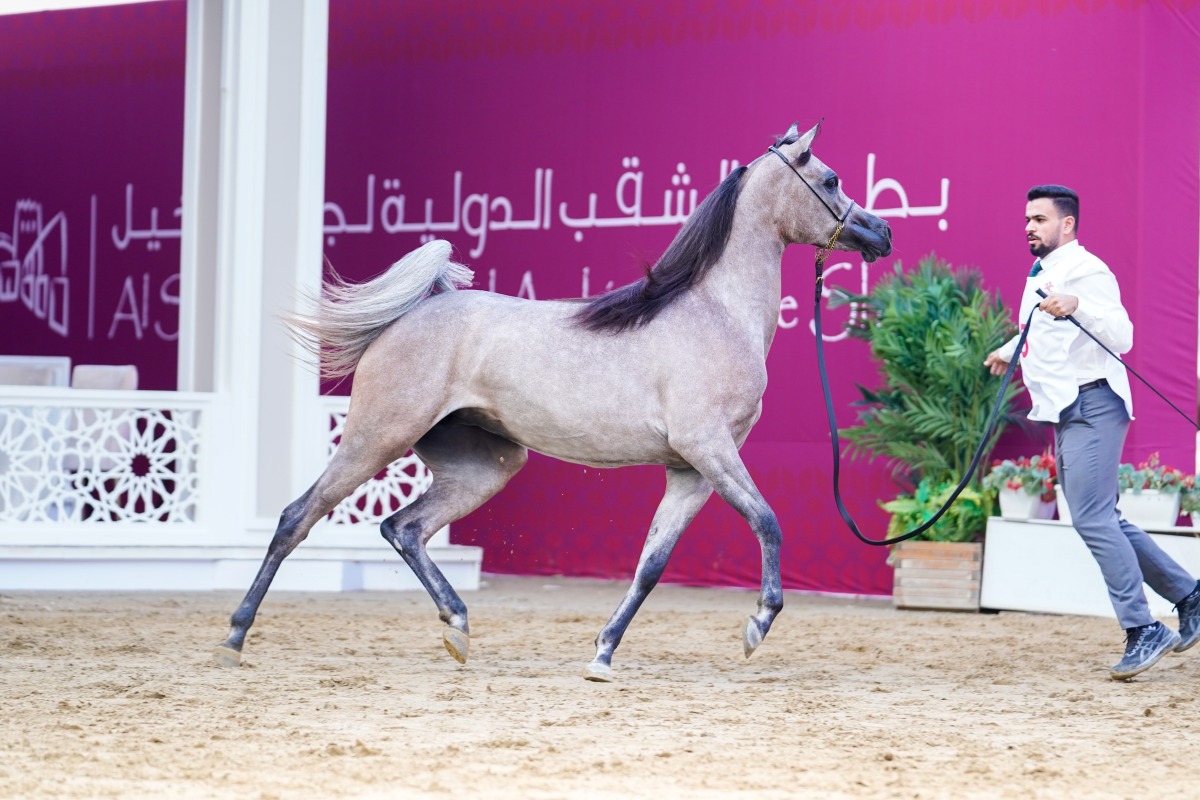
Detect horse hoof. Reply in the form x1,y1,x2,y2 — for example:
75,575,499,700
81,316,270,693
443,628,469,664
583,661,613,682
743,616,763,659
213,645,242,668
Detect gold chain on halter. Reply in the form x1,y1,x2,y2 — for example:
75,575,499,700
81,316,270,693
814,218,846,282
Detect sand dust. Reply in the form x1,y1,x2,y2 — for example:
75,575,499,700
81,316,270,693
2,575,1198,799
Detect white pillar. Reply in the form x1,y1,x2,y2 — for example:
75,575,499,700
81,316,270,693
259,0,329,516
178,0,222,393
179,0,328,535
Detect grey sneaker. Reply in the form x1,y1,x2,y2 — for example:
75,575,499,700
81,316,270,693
1110,621,1181,680
1173,581,1200,653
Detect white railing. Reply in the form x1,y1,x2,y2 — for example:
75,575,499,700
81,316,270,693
0,388,434,534
0,388,470,591
0,387,210,527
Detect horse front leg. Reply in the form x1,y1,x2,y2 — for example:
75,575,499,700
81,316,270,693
586,467,712,681
740,505,783,658
682,441,784,659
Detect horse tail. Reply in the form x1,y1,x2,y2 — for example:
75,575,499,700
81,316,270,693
285,239,474,379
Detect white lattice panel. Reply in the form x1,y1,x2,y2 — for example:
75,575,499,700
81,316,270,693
325,410,432,525
0,404,201,523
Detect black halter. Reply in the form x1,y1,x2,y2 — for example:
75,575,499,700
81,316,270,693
767,144,853,269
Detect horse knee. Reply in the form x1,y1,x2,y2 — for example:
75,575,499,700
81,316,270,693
270,495,314,550
633,571,661,597
634,552,670,594
753,509,782,547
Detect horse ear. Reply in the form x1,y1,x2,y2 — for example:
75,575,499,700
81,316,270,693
775,121,821,151
798,120,821,149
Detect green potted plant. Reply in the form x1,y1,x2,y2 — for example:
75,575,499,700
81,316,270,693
1116,452,1189,528
982,452,1057,520
834,255,1020,610
881,478,992,541
835,255,1023,489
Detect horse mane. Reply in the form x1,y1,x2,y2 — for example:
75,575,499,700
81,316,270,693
574,164,749,333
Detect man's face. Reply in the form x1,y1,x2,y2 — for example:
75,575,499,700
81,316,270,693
1025,197,1070,258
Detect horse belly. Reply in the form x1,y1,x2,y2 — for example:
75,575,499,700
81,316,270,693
454,309,688,467
453,405,677,469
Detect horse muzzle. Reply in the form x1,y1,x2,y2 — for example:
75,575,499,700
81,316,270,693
842,209,892,263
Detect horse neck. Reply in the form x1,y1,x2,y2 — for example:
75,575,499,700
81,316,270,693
703,221,785,357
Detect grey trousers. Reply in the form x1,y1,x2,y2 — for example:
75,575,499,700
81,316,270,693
1055,385,1196,629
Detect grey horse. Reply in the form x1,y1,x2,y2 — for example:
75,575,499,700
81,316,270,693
215,121,892,680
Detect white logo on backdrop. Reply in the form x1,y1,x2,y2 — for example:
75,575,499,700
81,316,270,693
0,199,70,337
1,156,945,346
319,153,949,341
1,188,181,344
320,154,949,256
106,186,181,342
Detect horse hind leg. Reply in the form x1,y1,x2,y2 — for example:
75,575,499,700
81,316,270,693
586,466,713,682
213,439,400,667
382,419,527,665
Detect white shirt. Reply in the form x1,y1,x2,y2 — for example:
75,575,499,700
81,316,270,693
995,239,1134,423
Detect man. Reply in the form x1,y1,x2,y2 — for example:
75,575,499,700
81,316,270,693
984,184,1200,680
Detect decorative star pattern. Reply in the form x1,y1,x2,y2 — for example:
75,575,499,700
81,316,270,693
0,405,200,523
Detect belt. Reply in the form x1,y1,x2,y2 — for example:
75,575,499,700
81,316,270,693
1078,378,1109,392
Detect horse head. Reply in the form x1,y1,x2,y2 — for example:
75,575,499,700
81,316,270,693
762,121,892,262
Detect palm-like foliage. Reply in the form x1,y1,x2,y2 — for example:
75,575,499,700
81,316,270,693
880,478,991,543
834,255,1022,491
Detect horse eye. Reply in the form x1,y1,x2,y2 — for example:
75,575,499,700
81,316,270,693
825,175,839,191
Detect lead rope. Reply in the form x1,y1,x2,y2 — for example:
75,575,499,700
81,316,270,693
1034,289,1200,432
770,140,1037,544
813,265,1039,546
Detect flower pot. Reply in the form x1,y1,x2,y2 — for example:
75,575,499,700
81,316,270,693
891,540,982,612
997,487,1056,521
1117,489,1181,529
1055,485,1072,526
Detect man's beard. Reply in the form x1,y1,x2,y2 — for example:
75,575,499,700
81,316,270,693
1029,238,1055,258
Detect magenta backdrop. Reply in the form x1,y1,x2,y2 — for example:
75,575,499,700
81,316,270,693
0,3,186,389
2,1,1198,596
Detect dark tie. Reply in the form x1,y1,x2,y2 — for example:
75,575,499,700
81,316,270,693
1029,259,1042,277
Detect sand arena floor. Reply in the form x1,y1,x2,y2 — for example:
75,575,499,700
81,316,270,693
2,574,1198,799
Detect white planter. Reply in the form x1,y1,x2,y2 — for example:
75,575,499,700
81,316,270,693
1055,485,1072,526
997,487,1056,521
982,517,1200,618
1118,489,1181,528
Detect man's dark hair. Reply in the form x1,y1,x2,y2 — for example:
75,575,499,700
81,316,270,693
1027,184,1079,230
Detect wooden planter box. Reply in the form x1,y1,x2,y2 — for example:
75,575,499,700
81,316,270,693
891,540,982,611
